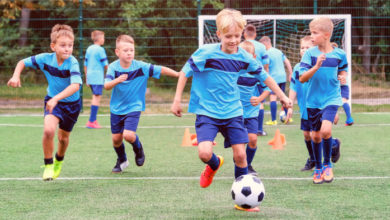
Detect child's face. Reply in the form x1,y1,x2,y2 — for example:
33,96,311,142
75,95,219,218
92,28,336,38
51,36,74,61
310,27,329,46
217,24,243,54
300,40,313,57
115,42,135,63
98,35,105,45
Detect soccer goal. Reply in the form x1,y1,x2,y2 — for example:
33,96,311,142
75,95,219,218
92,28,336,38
198,14,352,107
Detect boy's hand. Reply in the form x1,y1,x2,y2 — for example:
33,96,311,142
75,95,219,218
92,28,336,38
250,96,261,106
315,54,326,68
280,97,292,109
338,74,346,84
116,74,128,83
171,101,182,117
285,108,293,124
46,97,59,114
7,77,21,88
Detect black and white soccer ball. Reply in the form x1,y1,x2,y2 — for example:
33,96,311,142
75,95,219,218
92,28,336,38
279,111,286,123
231,174,265,209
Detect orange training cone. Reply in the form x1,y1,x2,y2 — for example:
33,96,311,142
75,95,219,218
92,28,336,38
181,128,193,147
268,129,286,150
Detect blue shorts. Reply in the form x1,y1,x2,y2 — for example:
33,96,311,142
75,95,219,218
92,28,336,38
341,85,349,99
44,96,81,132
90,85,103,95
256,85,266,103
195,115,248,148
270,82,286,95
300,118,312,132
244,117,258,134
110,111,141,134
307,105,339,132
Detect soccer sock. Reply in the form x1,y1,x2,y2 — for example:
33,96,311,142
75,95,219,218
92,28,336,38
44,158,53,165
258,109,264,131
114,143,127,162
206,153,220,171
89,105,99,122
305,140,315,161
234,165,248,179
343,103,352,120
246,145,257,166
131,135,142,149
323,137,333,165
270,101,277,121
55,153,64,162
283,107,288,115
312,141,322,169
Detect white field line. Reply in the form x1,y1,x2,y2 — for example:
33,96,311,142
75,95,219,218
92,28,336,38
0,176,389,181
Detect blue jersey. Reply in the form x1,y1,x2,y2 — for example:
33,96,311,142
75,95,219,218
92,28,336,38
267,47,287,83
84,44,108,85
23,53,82,102
104,59,162,115
299,46,348,109
290,63,308,120
248,40,269,66
182,43,269,119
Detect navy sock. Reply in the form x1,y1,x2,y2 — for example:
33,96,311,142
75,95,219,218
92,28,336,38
206,153,220,171
312,141,322,169
305,140,314,161
234,165,248,179
270,101,277,121
55,153,64,161
131,135,142,149
246,145,257,166
323,137,333,165
114,143,127,162
343,103,352,120
258,109,264,132
44,158,53,165
89,105,99,122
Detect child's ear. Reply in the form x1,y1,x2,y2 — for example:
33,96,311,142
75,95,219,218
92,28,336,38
216,30,221,40
50,43,56,52
115,48,120,57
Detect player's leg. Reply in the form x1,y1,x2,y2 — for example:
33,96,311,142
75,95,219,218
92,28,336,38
257,103,267,136
244,117,259,174
54,128,70,179
266,94,278,125
86,85,102,129
341,85,354,126
307,108,324,184
300,119,315,171
110,113,129,173
232,143,248,178
122,111,144,166
42,114,60,181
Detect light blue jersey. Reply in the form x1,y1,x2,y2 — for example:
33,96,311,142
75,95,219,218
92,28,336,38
248,40,269,66
299,46,348,109
84,44,108,85
182,43,269,119
267,47,287,83
105,59,162,115
290,63,308,120
23,53,82,102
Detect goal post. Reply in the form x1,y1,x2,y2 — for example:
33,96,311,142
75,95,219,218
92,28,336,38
198,14,352,108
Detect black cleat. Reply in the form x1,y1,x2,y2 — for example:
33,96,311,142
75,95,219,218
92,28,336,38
112,159,129,173
331,138,341,163
133,144,145,166
300,158,315,171
248,165,258,175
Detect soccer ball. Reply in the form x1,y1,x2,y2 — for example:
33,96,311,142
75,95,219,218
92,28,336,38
231,174,265,209
279,111,286,123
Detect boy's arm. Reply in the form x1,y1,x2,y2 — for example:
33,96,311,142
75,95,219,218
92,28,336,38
338,70,347,84
46,83,80,113
104,74,128,90
284,58,293,82
250,90,270,106
161,66,179,78
7,60,25,88
264,76,292,108
285,89,297,124
263,64,269,73
299,53,325,83
84,66,88,86
171,71,188,117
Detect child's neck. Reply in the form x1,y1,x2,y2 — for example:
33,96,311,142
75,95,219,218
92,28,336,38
119,59,132,69
317,41,333,53
56,54,65,66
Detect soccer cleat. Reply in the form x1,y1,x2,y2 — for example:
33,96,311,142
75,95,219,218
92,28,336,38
331,138,341,163
53,159,63,179
42,164,54,181
312,168,324,184
133,144,145,166
93,121,102,129
200,155,224,188
300,158,315,171
112,159,129,173
322,164,334,183
86,121,101,129
248,165,258,175
256,130,267,136
345,118,354,126
234,204,260,212
265,120,277,125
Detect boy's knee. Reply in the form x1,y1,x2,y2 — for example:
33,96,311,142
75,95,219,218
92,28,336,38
123,133,136,143
43,128,56,139
321,131,332,139
233,151,246,164
58,136,69,145
198,151,212,162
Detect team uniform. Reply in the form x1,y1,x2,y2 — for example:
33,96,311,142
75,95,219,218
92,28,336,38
340,82,354,125
85,44,108,95
23,53,82,131
248,39,269,66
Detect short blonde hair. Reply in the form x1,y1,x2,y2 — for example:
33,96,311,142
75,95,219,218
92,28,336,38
216,9,246,34
259,36,271,44
300,35,312,45
50,24,74,43
91,30,104,43
309,17,334,36
116,34,135,48
239,40,255,55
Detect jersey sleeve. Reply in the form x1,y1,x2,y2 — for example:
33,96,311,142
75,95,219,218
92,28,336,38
99,48,109,67
247,58,270,83
104,64,115,83
299,50,312,76
70,58,82,85
338,50,348,73
142,62,162,79
23,53,46,70
282,53,286,61
290,65,299,92
260,51,270,65
181,47,208,78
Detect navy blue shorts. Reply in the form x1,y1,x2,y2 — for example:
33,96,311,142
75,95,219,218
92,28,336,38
110,111,141,134
244,117,258,134
300,118,312,132
44,96,81,132
307,105,339,131
195,115,248,148
270,82,286,95
90,85,103,95
256,85,266,103
340,85,349,99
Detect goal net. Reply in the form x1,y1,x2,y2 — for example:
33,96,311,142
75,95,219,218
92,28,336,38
198,14,352,107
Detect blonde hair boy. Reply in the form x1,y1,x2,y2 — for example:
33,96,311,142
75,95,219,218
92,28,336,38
116,34,135,48
50,24,74,43
309,17,334,36
91,30,104,43
216,8,246,34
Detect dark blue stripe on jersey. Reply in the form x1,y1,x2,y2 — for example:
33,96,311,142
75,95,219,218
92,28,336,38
106,75,114,80
311,57,341,67
237,76,259,87
188,57,200,72
31,56,40,70
339,63,348,70
291,78,296,84
114,68,144,81
70,72,81,77
248,67,262,75
43,64,71,78
205,58,249,73
261,55,268,59
295,70,299,80
149,64,154,77
300,62,312,69
85,58,88,62
100,58,107,62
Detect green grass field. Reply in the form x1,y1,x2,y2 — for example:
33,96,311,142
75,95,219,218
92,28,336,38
0,113,389,219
